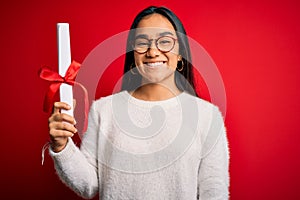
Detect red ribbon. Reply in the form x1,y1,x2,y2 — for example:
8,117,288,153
39,60,89,132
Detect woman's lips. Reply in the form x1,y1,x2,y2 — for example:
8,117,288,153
143,61,166,68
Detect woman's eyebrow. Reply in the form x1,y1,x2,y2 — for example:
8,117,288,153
159,31,174,37
135,34,149,39
135,31,175,39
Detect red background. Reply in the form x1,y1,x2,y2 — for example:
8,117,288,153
1,0,299,199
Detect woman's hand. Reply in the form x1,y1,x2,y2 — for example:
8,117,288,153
48,102,77,152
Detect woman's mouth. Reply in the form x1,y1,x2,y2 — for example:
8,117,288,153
144,61,166,68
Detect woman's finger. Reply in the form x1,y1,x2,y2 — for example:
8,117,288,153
53,102,71,114
49,121,77,133
49,113,76,125
50,128,75,138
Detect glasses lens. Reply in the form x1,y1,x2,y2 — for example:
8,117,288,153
133,36,176,53
134,38,149,53
157,36,175,52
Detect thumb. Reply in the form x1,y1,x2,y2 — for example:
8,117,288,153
73,99,76,110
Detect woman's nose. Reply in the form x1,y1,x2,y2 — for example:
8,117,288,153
146,44,160,57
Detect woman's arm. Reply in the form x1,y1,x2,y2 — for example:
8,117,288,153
49,102,100,199
198,108,230,200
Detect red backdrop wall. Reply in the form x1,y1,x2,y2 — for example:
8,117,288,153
0,0,299,199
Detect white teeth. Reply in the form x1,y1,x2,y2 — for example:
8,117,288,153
145,62,164,67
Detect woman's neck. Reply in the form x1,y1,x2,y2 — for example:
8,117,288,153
131,83,181,101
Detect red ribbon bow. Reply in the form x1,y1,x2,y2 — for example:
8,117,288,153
39,60,88,132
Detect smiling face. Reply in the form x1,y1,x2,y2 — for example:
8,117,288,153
134,13,181,86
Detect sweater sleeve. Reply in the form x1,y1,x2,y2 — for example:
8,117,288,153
49,101,100,199
198,107,230,200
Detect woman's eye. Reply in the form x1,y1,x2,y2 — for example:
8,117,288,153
136,42,148,46
135,39,149,47
159,40,171,45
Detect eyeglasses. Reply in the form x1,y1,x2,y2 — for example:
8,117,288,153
133,36,177,54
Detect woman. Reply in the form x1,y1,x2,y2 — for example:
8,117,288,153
48,6,229,199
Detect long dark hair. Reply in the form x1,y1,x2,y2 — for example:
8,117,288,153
121,6,196,96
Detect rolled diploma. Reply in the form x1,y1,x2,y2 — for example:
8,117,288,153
57,23,73,116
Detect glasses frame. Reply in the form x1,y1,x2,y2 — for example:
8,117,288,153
132,36,178,54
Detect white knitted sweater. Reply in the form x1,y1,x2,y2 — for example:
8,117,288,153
50,91,229,199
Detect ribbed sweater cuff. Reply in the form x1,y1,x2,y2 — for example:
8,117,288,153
49,138,78,163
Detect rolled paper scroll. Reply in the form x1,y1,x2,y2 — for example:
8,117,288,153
57,23,73,116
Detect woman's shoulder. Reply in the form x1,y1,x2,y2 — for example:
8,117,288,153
182,92,218,110
182,92,225,123
92,91,128,108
